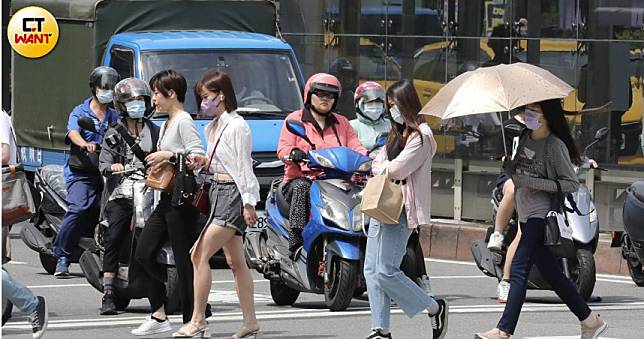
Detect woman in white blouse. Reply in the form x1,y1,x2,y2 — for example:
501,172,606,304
174,71,261,339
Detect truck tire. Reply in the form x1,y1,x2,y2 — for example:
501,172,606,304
40,253,57,275
270,280,299,306
324,258,358,311
165,267,181,314
572,248,596,301
626,260,644,287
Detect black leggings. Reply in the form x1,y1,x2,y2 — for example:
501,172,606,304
284,178,311,230
102,199,133,274
133,196,198,323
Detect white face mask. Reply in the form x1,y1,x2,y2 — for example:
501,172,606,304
389,105,404,124
96,89,114,104
362,101,385,121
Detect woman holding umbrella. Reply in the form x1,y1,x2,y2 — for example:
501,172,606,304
475,99,607,339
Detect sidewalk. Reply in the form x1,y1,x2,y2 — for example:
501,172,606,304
419,219,630,276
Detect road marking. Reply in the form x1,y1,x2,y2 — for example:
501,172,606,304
525,337,617,339
426,258,477,266
430,275,486,279
5,261,28,265
27,279,269,289
596,273,633,280
596,277,636,285
5,302,644,330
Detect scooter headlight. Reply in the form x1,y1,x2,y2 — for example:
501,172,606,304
310,152,335,169
320,194,350,230
351,204,369,231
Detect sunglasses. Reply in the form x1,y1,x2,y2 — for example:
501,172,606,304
313,91,337,100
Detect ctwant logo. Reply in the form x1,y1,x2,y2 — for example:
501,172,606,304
8,6,59,58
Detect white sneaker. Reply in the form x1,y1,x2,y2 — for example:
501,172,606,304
487,232,504,252
131,315,172,336
497,280,510,303
417,274,435,297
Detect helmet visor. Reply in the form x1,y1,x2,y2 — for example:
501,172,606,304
114,78,152,103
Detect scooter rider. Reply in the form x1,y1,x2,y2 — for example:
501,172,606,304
277,73,367,258
97,78,160,315
53,66,120,277
349,81,391,151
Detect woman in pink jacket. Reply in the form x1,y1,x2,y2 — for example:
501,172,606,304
277,73,367,258
363,79,448,339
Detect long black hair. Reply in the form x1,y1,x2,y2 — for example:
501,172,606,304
385,79,422,157
538,99,582,166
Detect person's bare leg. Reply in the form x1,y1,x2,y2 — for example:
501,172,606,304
184,224,235,328
224,237,260,336
495,180,516,234
503,225,521,280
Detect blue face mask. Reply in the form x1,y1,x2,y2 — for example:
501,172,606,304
524,108,543,130
125,100,146,119
389,105,404,125
96,89,114,104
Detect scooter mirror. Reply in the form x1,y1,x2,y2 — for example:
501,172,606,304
375,133,388,148
285,119,315,149
594,127,609,141
78,117,98,133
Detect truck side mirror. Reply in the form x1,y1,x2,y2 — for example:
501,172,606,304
78,117,98,133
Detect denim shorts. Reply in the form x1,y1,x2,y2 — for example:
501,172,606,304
204,180,244,236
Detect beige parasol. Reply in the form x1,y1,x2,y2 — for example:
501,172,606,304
419,62,574,119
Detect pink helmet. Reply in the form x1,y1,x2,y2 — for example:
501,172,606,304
303,73,341,110
354,81,386,104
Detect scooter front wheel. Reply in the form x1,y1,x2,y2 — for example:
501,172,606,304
324,258,359,311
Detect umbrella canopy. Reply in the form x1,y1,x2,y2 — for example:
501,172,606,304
420,63,574,119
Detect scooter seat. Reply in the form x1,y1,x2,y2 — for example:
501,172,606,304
275,181,291,219
40,165,67,200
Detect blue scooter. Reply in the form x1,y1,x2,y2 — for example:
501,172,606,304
245,120,380,311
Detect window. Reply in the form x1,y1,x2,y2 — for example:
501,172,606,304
110,47,134,80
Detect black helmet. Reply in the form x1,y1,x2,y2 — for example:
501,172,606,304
113,78,153,118
89,66,119,94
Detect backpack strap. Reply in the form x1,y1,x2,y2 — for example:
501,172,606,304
113,120,147,164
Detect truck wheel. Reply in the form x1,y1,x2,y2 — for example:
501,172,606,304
270,280,299,306
40,253,57,275
626,260,644,287
572,248,596,301
115,297,130,311
165,267,181,314
324,258,358,311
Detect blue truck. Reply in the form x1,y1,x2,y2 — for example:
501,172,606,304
11,0,303,195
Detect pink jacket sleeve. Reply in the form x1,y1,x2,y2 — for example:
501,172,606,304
386,132,433,181
277,113,300,160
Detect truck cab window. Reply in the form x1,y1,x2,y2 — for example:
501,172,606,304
110,47,134,79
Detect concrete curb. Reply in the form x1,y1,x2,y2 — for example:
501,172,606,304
419,220,631,276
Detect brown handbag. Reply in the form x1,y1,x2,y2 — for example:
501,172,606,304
145,161,176,192
192,122,231,214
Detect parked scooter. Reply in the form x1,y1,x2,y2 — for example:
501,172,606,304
245,120,384,311
471,127,609,301
615,180,644,286
20,117,103,274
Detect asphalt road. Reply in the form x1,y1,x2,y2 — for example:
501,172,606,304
3,224,644,339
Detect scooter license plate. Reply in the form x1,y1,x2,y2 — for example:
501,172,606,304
250,210,268,229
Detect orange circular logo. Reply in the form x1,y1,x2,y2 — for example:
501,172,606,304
8,6,59,58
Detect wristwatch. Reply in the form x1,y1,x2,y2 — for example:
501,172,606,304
168,154,177,164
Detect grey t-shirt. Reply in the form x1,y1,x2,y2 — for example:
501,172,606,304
158,111,205,155
511,133,580,223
